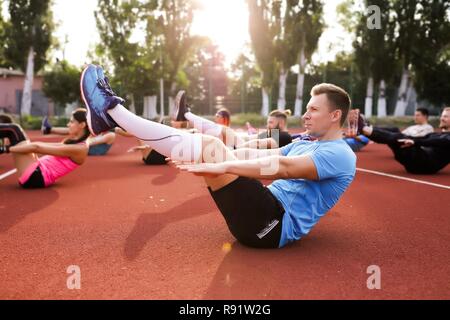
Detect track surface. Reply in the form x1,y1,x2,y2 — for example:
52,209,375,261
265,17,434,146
1,131,449,299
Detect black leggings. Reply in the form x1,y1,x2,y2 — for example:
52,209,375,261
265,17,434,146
143,150,167,165
0,123,27,146
370,128,440,174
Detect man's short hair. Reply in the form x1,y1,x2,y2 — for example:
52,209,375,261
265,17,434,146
416,107,429,117
269,109,291,121
311,83,351,126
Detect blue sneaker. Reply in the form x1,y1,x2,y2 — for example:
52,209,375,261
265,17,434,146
80,64,124,136
41,116,52,135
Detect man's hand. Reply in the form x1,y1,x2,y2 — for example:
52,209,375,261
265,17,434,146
398,139,415,148
127,145,150,153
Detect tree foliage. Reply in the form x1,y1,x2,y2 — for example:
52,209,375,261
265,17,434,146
146,0,204,94
247,0,278,90
3,0,54,72
42,60,81,107
411,0,450,105
95,0,157,99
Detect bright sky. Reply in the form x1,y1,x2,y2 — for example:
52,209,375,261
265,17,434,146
8,0,353,69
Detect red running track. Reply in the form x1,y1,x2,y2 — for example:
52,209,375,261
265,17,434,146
0,131,449,299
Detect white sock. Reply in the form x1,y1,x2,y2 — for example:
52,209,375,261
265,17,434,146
185,112,223,138
108,105,201,162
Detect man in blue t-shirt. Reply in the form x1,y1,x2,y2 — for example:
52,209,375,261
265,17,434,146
81,65,355,249
175,83,356,248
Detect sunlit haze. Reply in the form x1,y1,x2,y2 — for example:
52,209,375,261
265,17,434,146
3,0,352,70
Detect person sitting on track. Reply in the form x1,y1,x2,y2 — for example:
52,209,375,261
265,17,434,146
348,107,450,174
0,114,14,151
215,108,231,127
0,108,89,188
41,114,116,156
123,109,232,165
81,64,356,248
378,107,434,138
175,98,293,150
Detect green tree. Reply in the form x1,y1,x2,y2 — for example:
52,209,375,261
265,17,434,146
145,0,203,115
392,0,421,116
288,0,324,116
184,40,228,114
42,60,81,109
411,0,450,106
0,0,6,67
229,50,261,113
351,0,396,117
4,0,54,115
247,0,278,116
95,0,158,115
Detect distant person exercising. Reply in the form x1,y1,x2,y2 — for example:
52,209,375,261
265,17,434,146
42,114,116,156
0,109,89,188
349,107,450,174
174,96,292,150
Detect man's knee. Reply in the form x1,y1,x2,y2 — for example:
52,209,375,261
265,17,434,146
201,135,232,163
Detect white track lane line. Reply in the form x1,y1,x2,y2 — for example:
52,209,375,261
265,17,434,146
0,169,17,181
356,167,450,190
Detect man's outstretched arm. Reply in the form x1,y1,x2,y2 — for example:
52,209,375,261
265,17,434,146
177,155,318,181
232,147,281,160
398,133,450,148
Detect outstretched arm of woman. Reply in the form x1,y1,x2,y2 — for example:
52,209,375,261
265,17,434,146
10,142,88,164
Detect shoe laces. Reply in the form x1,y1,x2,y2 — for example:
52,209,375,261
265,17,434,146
97,77,117,97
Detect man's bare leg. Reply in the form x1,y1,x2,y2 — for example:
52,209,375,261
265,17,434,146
200,135,239,191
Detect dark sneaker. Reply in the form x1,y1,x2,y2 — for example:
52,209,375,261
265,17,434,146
41,116,52,135
173,90,191,121
357,111,370,135
80,64,124,136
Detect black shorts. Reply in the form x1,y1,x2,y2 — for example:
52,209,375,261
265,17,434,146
143,150,167,165
208,177,284,248
19,166,45,189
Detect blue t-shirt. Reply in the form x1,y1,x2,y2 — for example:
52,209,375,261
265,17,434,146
267,139,356,248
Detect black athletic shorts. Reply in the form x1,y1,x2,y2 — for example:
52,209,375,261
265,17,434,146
208,177,284,248
19,166,45,189
143,150,167,165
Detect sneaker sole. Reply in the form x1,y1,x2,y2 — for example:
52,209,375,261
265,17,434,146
80,65,97,136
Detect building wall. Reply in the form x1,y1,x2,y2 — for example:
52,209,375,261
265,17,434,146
0,75,54,115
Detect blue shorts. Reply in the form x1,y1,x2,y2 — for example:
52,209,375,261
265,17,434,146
88,143,112,156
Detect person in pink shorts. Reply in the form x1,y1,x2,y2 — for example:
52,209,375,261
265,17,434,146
0,108,89,188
